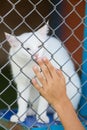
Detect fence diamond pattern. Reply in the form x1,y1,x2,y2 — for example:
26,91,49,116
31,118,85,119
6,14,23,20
0,0,87,129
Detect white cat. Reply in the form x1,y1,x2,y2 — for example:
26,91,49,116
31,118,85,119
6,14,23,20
5,23,81,123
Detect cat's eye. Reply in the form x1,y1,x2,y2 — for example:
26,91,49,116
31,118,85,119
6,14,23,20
38,45,42,48
26,48,30,51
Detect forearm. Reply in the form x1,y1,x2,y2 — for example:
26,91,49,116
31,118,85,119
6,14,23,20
53,96,85,130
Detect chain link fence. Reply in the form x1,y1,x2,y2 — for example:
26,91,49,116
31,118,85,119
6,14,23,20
0,0,87,129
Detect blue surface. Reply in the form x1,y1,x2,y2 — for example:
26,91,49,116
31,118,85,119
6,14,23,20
0,109,87,129
0,109,64,129
79,2,87,116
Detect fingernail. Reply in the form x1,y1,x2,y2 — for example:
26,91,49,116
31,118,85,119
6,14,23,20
37,58,42,62
43,57,47,61
33,66,38,70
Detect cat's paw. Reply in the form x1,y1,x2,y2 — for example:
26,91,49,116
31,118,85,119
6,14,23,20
10,115,26,123
10,115,19,122
36,115,49,123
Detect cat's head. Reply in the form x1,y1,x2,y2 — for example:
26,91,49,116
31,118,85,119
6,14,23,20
5,23,49,60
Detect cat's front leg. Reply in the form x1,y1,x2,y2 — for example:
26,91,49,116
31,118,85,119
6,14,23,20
10,85,29,123
36,96,49,123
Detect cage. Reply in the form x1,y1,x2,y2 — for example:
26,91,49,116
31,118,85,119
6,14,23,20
0,0,87,130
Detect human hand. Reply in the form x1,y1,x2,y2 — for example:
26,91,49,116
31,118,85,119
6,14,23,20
32,57,67,108
32,57,85,130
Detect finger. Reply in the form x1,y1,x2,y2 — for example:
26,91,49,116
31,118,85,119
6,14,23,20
56,69,65,80
33,66,46,85
42,57,57,78
37,58,51,81
32,78,43,93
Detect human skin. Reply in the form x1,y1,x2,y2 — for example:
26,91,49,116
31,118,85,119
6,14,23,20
32,57,84,130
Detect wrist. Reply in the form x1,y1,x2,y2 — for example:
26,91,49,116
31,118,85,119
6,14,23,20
53,95,71,111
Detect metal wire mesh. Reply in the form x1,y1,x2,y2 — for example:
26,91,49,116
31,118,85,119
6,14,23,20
0,0,87,129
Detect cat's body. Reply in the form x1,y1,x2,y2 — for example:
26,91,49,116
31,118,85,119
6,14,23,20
5,24,81,123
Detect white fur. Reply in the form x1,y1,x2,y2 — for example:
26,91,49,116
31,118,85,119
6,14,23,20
5,24,81,123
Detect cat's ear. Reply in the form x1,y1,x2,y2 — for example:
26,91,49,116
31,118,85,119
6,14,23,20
4,32,19,47
37,21,49,36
